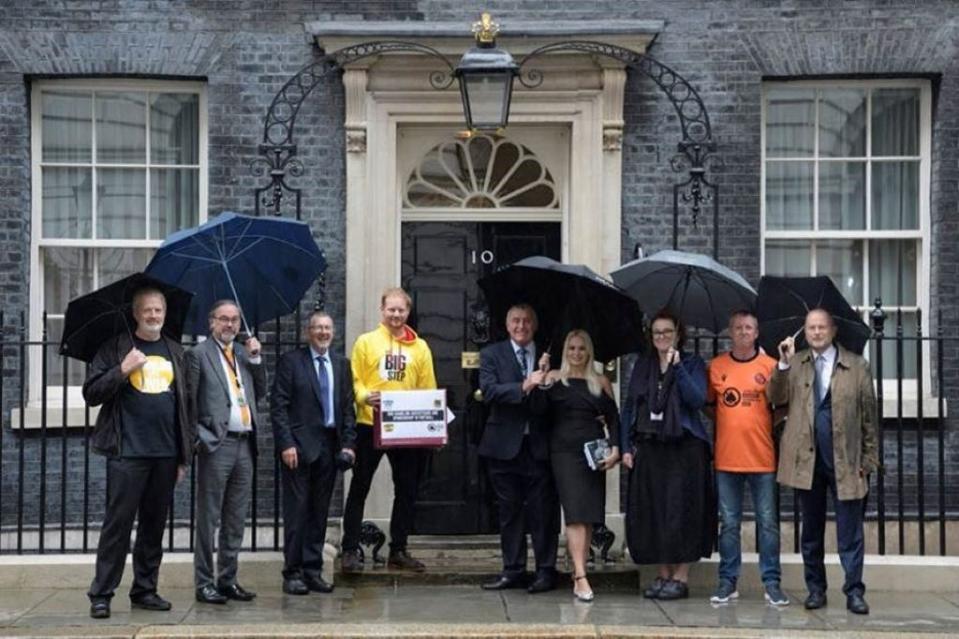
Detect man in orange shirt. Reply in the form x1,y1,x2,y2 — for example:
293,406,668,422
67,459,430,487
706,311,787,606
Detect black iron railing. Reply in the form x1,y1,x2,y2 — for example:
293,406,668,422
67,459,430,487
1,304,957,556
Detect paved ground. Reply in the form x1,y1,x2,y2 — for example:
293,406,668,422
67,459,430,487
2,584,959,638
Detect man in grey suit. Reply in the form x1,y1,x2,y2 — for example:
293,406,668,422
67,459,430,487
188,300,267,604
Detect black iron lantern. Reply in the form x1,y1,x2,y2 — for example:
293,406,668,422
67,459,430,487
454,13,518,132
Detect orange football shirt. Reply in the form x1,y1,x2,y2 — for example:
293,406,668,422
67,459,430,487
707,351,777,472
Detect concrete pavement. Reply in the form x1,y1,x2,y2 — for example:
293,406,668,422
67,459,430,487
2,582,959,638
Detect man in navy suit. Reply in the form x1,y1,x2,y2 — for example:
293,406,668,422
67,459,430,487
478,303,559,593
270,310,357,595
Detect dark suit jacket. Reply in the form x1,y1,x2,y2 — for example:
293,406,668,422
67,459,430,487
477,339,549,462
186,337,268,455
270,346,357,465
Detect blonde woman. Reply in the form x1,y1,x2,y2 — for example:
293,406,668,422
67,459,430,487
532,330,620,602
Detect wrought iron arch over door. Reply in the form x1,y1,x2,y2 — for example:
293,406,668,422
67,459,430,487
251,39,721,255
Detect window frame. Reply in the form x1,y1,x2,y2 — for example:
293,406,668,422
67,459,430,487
760,78,932,398
28,78,208,403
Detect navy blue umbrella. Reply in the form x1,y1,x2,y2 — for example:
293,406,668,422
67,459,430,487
146,212,326,335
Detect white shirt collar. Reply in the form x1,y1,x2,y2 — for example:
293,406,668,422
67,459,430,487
510,340,533,356
813,344,837,366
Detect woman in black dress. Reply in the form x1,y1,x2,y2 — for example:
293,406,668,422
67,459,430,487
532,329,620,602
620,310,715,601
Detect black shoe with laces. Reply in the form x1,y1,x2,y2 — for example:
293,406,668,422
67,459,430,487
130,592,172,611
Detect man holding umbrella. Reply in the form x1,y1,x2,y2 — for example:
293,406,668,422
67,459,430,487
83,287,193,619
477,303,559,593
189,300,266,604
768,308,878,615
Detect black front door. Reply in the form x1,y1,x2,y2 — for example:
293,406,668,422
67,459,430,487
401,221,561,534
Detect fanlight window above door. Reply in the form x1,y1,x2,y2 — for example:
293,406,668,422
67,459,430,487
405,134,559,209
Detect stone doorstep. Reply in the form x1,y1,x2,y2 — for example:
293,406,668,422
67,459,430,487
1,551,958,593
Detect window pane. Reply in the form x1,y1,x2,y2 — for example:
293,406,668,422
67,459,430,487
98,248,153,286
765,89,815,157
45,316,88,387
765,161,813,230
819,161,865,230
42,167,92,238
816,240,863,305
819,89,866,157
96,169,146,239
96,92,146,164
870,311,917,379
150,93,199,165
765,241,811,276
872,161,919,230
872,88,919,156
150,169,199,239
42,248,93,387
43,247,94,315
41,91,92,163
869,240,917,307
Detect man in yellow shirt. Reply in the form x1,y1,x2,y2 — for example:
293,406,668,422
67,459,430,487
341,288,437,572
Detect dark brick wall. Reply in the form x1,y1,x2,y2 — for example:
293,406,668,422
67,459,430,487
2,0,958,540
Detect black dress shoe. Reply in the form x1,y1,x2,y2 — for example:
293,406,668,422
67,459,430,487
304,576,335,593
195,584,227,604
804,591,828,610
218,583,256,601
846,592,869,615
481,574,524,591
282,577,309,595
89,600,110,619
131,593,172,611
527,574,556,594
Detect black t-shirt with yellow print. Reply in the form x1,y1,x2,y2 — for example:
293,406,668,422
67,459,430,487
119,336,178,458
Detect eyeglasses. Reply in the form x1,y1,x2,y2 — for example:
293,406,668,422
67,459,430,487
214,316,240,324
651,329,676,338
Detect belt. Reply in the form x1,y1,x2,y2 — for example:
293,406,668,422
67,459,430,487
226,430,253,440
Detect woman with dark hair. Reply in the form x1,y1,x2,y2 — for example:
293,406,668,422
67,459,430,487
620,310,715,600
532,329,620,602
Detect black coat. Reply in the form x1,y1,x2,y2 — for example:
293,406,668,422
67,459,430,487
82,333,194,465
270,346,357,464
477,339,550,462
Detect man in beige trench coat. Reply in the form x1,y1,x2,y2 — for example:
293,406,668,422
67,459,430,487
767,308,878,615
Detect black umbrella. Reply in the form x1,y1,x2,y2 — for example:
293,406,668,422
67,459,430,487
59,272,194,363
756,275,871,355
609,249,758,333
477,256,645,362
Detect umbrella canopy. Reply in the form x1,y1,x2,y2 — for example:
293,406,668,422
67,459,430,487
59,272,194,363
756,275,872,355
609,249,757,333
477,256,645,362
145,211,326,335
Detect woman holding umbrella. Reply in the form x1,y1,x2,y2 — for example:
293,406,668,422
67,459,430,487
531,330,620,603
620,310,715,600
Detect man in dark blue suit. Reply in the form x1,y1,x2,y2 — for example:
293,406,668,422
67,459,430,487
271,310,356,595
478,303,559,593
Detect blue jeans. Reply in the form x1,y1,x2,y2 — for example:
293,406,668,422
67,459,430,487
716,471,781,586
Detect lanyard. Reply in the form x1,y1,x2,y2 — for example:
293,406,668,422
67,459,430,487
218,342,243,389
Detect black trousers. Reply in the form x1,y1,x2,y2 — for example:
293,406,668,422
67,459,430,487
88,457,178,602
281,430,337,579
342,425,424,553
485,437,559,577
797,460,866,596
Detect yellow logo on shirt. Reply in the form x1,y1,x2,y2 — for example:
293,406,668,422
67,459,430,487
129,356,174,394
